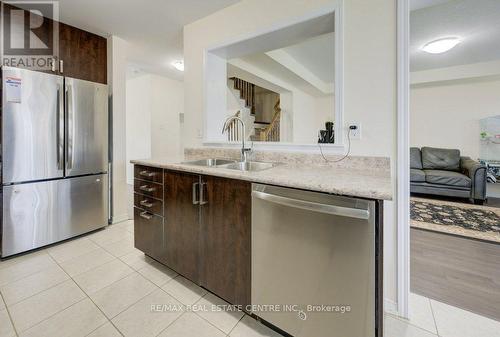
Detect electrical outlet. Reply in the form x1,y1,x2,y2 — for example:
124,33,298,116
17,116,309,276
349,123,361,140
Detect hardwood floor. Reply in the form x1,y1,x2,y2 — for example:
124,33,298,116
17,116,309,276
411,228,500,322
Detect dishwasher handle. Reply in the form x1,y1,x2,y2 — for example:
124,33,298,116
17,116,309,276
252,190,370,220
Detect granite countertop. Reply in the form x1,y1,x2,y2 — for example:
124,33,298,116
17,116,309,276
131,156,393,201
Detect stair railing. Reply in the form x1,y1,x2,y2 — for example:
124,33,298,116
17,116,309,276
260,100,281,142
229,77,255,114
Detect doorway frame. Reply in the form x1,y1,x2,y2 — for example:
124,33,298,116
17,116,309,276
397,0,410,319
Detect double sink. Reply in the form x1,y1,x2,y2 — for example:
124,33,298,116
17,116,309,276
182,158,278,172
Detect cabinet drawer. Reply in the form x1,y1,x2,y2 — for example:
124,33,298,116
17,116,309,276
134,179,163,199
134,193,163,216
134,165,163,183
134,207,164,260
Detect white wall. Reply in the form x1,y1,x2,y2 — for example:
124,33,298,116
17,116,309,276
411,79,500,159
291,91,327,143
183,0,397,309
108,36,130,223
125,73,184,185
126,75,151,185
150,74,184,158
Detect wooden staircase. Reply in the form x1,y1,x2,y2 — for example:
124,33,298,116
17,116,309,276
258,99,281,142
229,77,255,114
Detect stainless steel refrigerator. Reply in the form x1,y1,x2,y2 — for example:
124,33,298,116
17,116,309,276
1,67,109,257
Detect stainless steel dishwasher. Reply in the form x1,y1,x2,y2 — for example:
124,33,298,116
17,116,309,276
251,184,380,337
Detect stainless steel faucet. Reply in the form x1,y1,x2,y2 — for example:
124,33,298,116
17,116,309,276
222,115,252,162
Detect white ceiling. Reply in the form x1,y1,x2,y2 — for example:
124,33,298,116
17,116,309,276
231,30,335,97
280,32,335,83
411,0,500,71
55,0,241,80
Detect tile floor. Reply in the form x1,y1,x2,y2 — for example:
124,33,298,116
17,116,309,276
0,220,499,337
384,293,500,337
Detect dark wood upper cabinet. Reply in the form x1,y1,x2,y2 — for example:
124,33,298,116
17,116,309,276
59,22,107,84
1,2,107,84
201,175,252,307
164,170,201,283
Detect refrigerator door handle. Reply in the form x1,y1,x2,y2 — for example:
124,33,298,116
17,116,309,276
65,84,74,170
56,84,64,170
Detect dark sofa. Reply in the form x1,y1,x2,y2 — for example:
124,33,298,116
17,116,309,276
410,147,487,204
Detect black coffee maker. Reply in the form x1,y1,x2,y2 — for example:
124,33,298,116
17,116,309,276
318,122,335,143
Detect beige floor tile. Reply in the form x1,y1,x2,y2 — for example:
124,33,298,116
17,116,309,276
0,309,16,337
9,279,85,332
103,237,138,257
431,299,500,337
59,248,115,277
109,220,134,233
384,315,438,337
89,227,132,247
161,276,207,306
0,293,5,310
90,272,157,318
137,261,177,287
73,259,134,294
1,264,69,306
0,250,47,270
119,250,154,271
158,312,225,337
230,315,282,337
407,293,437,334
86,322,122,337
112,289,184,337
47,238,100,263
19,299,107,337
195,293,244,334
0,252,56,286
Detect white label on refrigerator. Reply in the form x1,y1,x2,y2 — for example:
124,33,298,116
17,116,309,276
5,77,22,103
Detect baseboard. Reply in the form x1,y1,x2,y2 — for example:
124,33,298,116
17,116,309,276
112,213,130,224
384,298,399,316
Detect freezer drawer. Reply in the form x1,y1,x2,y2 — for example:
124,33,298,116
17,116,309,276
2,175,108,257
251,184,377,337
65,77,108,177
2,67,64,184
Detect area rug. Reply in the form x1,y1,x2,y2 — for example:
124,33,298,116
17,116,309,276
410,197,500,243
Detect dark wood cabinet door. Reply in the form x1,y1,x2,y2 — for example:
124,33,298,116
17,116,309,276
59,22,107,84
201,176,252,306
134,207,164,261
164,171,201,283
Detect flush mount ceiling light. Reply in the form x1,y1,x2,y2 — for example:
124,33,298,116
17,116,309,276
172,60,184,72
422,37,462,54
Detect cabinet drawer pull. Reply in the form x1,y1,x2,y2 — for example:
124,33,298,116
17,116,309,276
140,185,155,192
139,211,153,220
140,200,153,208
139,170,155,178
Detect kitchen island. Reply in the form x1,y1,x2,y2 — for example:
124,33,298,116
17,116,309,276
131,148,391,337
